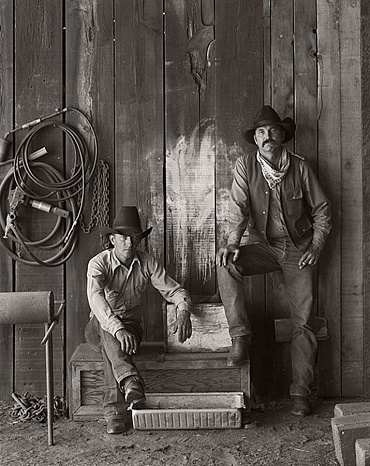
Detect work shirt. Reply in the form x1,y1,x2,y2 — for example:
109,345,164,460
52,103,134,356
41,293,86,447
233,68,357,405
87,248,191,337
228,149,332,251
266,184,289,240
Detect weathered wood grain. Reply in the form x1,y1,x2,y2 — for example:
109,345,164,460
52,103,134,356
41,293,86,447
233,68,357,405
316,0,342,397
362,1,370,398
165,0,214,295
339,0,363,397
65,0,115,367
14,0,64,397
267,0,294,397
0,0,14,400
0,0,367,403
294,0,317,165
166,302,230,352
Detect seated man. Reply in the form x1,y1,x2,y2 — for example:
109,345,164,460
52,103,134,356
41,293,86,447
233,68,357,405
85,206,192,434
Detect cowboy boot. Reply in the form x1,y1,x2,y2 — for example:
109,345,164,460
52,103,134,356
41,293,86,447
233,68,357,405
291,396,310,416
106,419,126,434
122,375,146,407
227,336,251,367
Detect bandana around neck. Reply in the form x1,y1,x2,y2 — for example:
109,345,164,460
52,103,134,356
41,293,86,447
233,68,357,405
257,147,290,189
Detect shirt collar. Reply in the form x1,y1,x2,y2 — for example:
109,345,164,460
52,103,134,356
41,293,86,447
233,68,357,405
111,249,141,272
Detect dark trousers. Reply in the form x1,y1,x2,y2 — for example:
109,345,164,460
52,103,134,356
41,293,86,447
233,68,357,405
217,237,318,398
85,316,143,420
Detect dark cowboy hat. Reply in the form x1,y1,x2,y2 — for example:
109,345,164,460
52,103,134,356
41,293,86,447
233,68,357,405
100,206,152,241
242,105,296,145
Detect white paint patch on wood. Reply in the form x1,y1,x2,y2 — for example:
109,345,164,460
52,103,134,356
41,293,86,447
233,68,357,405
166,119,216,285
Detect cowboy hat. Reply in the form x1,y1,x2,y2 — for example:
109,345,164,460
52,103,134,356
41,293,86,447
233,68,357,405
242,105,296,145
100,206,152,241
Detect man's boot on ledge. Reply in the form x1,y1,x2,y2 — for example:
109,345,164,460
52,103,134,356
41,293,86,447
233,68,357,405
227,336,251,367
121,375,146,408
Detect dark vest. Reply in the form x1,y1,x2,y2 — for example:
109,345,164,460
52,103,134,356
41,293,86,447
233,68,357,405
246,153,313,251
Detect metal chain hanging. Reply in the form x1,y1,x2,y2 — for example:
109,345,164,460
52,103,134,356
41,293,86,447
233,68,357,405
78,159,110,248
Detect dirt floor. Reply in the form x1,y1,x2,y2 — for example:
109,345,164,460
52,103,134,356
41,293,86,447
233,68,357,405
0,396,348,466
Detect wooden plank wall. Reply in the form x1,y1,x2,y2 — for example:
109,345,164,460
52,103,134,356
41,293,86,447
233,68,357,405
13,0,64,397
0,0,366,401
316,0,342,397
363,0,370,399
0,0,14,400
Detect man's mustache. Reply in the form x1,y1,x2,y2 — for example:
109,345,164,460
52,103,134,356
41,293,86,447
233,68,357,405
262,139,276,146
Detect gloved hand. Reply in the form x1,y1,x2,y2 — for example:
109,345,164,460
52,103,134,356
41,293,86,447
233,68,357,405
174,309,192,343
115,328,138,355
298,242,323,269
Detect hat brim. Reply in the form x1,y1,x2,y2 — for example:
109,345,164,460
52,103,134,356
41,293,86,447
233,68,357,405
99,226,152,241
242,117,296,145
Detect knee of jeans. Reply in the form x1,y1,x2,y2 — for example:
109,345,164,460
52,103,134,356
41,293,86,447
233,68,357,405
85,319,101,350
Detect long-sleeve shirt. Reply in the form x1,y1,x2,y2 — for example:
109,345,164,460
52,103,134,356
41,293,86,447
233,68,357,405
87,248,191,336
228,150,332,251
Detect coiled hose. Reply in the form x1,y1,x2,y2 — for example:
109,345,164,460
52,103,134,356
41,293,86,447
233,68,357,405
0,107,98,267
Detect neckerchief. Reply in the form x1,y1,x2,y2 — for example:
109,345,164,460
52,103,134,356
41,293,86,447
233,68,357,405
257,147,290,189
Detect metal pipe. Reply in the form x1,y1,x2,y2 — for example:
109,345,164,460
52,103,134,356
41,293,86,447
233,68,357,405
45,322,54,446
0,291,54,324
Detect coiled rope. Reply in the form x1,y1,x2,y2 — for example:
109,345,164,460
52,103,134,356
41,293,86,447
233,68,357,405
0,107,99,266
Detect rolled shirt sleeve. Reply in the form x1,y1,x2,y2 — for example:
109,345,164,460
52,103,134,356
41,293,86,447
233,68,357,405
87,256,126,336
146,254,192,312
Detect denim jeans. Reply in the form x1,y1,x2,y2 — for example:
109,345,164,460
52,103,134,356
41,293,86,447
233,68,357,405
217,238,317,398
85,316,143,420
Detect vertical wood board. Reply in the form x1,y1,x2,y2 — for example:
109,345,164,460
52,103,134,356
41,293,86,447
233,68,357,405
362,0,370,397
65,0,115,364
268,0,294,396
316,0,342,396
294,0,317,165
339,0,362,396
165,0,208,293
0,0,14,400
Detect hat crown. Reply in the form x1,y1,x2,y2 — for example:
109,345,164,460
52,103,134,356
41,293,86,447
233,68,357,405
242,105,296,145
252,105,282,127
113,206,142,231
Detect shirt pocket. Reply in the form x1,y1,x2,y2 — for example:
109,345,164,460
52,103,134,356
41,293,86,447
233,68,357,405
130,283,149,305
285,187,304,217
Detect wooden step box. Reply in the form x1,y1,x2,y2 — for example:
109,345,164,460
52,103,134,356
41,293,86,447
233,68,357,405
69,301,250,422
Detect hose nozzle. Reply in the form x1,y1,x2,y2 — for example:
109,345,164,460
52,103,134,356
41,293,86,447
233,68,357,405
29,200,70,219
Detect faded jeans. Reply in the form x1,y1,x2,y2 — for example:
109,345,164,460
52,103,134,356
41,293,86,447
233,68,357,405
85,316,143,420
217,238,317,398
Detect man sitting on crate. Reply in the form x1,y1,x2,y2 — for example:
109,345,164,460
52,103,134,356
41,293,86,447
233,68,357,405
85,206,193,434
216,105,332,417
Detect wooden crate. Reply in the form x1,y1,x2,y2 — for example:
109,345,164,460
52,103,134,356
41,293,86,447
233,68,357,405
69,343,250,422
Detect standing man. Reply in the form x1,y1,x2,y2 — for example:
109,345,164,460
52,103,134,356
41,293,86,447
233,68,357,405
85,206,192,434
216,105,331,416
